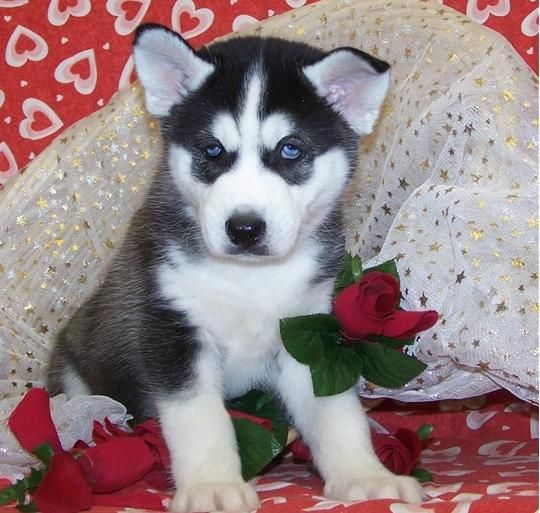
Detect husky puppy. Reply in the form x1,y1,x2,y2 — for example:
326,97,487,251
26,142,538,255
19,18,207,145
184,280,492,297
48,23,422,513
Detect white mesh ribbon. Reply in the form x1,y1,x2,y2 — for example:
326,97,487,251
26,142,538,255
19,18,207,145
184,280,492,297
0,394,129,478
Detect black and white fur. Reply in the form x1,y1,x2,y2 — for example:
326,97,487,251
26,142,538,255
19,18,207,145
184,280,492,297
48,24,422,513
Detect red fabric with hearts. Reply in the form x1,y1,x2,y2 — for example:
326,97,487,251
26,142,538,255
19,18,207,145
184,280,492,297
1,390,537,513
0,0,538,187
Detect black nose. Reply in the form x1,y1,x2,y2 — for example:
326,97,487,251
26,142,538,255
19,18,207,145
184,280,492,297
225,213,266,249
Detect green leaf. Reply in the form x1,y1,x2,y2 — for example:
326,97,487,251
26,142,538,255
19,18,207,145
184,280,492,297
350,255,363,282
17,501,37,513
367,334,415,348
311,344,364,396
13,481,26,505
354,342,427,388
280,314,341,365
410,468,433,483
227,390,289,458
0,468,43,508
32,443,54,467
335,253,364,294
417,424,434,441
233,418,280,481
23,468,43,490
364,259,400,282
0,484,19,506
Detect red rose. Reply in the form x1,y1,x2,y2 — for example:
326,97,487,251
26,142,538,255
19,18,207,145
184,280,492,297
333,271,438,340
290,438,312,462
34,453,92,513
372,429,422,475
289,428,423,476
333,272,399,338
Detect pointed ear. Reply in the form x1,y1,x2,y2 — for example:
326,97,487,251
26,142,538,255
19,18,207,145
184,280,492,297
133,24,215,117
303,49,390,136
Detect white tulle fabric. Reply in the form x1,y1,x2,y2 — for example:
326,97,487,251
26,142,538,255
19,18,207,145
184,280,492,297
0,0,537,408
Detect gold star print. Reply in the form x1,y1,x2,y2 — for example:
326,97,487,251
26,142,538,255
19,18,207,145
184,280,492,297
477,361,491,372
495,301,508,313
429,242,442,252
399,178,409,190
439,169,449,183
512,258,525,268
419,159,430,170
24,304,35,315
464,123,474,136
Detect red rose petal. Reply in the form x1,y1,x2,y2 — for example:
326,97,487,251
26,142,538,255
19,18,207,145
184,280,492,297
76,437,156,493
228,409,273,431
333,283,383,338
382,310,438,340
290,438,312,462
34,453,92,513
394,428,422,461
8,388,63,454
144,468,172,491
372,432,414,475
333,272,403,339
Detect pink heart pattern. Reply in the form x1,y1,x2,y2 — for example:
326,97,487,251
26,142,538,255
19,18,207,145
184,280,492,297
54,48,97,95
106,0,151,36
171,0,214,40
466,0,510,24
5,25,48,67
47,0,91,27
0,0,537,186
19,97,63,140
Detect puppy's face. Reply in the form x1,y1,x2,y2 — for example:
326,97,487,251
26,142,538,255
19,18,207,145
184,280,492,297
134,26,390,260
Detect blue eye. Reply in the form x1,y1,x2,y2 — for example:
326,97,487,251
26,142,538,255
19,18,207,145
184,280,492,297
204,144,223,159
280,143,302,160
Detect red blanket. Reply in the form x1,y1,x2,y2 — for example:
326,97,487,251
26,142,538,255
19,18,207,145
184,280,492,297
2,391,537,513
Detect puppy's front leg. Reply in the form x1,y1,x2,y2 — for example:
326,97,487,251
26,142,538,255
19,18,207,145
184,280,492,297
158,359,259,513
275,354,423,503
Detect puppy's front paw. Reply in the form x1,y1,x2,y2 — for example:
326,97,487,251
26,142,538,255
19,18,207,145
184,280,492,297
324,475,423,503
171,482,260,513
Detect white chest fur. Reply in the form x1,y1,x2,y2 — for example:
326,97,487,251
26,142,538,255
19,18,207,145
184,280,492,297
158,246,333,396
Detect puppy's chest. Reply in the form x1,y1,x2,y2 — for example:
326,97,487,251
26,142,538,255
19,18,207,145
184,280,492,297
158,253,332,361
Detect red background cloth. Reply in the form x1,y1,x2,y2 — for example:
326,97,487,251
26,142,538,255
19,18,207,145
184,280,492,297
0,0,538,186
2,391,537,513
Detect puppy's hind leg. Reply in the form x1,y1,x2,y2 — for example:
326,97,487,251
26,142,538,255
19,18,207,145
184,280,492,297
159,353,259,513
47,334,91,398
60,364,91,398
